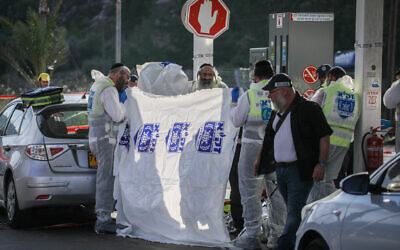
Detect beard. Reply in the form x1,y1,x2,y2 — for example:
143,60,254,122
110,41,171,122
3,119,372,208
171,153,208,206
271,93,287,111
116,75,126,93
200,78,212,86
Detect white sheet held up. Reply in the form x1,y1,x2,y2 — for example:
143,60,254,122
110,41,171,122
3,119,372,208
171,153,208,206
114,88,238,248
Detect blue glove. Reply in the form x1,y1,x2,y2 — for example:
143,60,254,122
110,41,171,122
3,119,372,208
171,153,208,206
381,119,392,130
119,90,127,104
231,86,240,102
161,61,171,67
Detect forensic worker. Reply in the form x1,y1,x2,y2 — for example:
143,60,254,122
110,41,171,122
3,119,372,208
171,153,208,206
315,64,331,89
308,66,360,203
88,63,130,234
128,74,138,88
255,73,332,250
231,60,286,250
383,68,400,152
192,63,228,91
118,73,138,104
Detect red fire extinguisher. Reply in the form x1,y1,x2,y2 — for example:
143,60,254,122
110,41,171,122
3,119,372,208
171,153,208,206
363,127,383,174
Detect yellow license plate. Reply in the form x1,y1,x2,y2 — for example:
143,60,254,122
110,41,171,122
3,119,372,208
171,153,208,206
88,152,98,169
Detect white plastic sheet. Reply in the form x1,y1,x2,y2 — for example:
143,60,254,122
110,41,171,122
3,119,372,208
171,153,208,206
114,88,238,247
137,62,191,96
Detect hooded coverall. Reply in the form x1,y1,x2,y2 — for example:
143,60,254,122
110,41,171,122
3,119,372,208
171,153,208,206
88,76,125,223
308,75,360,202
230,80,286,249
384,79,400,152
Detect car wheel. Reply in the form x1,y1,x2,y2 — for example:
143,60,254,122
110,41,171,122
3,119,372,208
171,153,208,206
305,238,329,250
6,178,25,228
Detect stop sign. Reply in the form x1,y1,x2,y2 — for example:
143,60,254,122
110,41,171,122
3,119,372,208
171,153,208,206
185,0,230,39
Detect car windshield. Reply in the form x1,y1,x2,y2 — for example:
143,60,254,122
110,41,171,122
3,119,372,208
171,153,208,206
37,105,88,139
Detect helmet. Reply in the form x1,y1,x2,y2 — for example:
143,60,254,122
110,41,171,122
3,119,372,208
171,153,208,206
38,73,50,82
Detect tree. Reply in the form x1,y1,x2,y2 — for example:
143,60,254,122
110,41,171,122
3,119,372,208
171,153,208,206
0,0,69,87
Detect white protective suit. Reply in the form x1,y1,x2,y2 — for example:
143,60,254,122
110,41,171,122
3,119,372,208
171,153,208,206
384,79,400,152
230,80,286,249
88,70,125,230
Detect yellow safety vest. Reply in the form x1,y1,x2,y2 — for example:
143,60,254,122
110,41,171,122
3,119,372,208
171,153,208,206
88,77,117,139
323,81,360,147
243,80,272,140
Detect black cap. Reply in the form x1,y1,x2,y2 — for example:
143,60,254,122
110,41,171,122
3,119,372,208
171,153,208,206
316,64,331,79
130,74,138,82
395,68,400,77
111,63,124,70
262,73,292,91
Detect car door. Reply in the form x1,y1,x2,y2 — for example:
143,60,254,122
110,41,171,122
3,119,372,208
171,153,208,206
0,103,18,202
341,157,400,250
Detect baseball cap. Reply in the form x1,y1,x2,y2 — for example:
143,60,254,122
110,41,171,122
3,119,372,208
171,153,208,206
316,64,331,79
38,73,50,82
262,73,292,91
130,74,138,82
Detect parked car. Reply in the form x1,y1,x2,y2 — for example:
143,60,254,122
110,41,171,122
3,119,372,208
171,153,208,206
0,94,97,228
296,153,400,250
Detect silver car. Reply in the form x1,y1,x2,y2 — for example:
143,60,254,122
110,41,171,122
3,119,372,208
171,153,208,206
296,153,400,250
0,94,97,228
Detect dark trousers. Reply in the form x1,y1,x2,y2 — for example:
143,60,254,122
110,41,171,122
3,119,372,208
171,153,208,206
229,143,244,232
276,164,313,250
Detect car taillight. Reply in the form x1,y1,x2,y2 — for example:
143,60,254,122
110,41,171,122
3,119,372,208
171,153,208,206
26,144,69,160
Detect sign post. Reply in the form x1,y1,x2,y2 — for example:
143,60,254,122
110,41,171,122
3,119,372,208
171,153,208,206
353,0,384,173
182,0,230,80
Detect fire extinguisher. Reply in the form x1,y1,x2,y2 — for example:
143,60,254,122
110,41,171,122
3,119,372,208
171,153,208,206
362,127,383,174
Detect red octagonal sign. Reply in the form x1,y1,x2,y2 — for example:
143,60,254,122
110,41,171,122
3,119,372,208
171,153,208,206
186,0,230,39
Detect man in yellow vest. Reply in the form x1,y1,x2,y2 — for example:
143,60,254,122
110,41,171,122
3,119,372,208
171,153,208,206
230,60,286,249
88,63,130,234
192,63,228,91
308,66,360,203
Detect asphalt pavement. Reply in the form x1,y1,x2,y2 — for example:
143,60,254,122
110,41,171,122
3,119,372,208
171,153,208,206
0,206,223,250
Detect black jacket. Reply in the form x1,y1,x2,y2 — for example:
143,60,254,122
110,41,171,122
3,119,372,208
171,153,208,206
258,92,333,181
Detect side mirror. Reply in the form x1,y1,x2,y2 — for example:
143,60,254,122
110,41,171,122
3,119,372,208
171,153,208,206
340,172,370,195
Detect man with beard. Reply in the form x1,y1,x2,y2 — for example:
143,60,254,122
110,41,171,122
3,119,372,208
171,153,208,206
230,60,286,249
88,63,130,234
254,73,332,250
192,63,228,91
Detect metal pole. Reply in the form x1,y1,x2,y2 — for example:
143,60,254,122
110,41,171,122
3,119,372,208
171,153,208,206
353,0,384,173
193,35,213,81
38,0,49,73
116,0,121,63
38,0,49,28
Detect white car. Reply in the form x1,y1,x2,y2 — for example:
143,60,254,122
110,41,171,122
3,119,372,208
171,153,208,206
296,153,400,250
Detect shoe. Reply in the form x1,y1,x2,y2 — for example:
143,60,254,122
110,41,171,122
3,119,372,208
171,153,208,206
233,230,262,250
94,219,116,234
259,233,268,244
94,210,116,234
